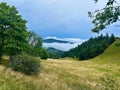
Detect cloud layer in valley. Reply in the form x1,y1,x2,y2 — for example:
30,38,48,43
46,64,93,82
43,37,86,51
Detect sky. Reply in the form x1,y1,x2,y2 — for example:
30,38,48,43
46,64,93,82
1,0,119,39
0,0,120,50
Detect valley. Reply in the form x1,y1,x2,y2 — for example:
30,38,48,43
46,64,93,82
0,41,120,90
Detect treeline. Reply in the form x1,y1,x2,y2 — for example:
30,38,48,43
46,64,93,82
62,34,115,60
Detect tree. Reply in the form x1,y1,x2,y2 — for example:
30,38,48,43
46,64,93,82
89,0,120,33
110,33,115,43
39,48,48,60
27,31,42,57
0,2,28,60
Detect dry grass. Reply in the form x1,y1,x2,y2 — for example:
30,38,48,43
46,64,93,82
40,59,120,90
0,58,120,90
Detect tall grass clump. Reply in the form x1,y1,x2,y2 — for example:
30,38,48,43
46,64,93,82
10,55,40,75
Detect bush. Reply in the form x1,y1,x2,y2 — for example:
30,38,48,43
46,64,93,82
115,40,120,46
10,55,40,75
40,48,48,60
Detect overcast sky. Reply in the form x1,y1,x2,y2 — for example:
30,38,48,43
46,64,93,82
0,0,120,39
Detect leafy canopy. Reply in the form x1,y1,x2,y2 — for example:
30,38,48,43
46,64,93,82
27,31,42,56
27,31,48,59
0,2,28,59
89,0,120,33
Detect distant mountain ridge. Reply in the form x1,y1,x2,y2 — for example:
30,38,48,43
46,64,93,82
47,47,64,52
47,47,64,59
43,38,74,44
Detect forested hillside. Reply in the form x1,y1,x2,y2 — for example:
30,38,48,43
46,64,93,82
62,34,115,60
93,39,120,63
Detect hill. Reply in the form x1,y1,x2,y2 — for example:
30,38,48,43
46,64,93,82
0,40,120,90
47,47,64,59
62,34,115,60
43,38,74,44
93,39,120,64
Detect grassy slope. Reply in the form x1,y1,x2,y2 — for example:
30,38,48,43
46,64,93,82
93,39,120,64
0,40,120,90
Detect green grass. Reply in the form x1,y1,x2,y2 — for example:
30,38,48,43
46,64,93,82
93,39,120,64
0,40,120,90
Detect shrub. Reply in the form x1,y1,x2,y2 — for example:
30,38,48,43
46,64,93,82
40,48,48,60
115,40,120,46
10,55,40,75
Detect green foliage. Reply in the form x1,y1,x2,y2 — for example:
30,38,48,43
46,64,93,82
115,38,120,46
48,52,58,59
89,0,120,33
26,31,48,59
26,31,42,56
47,47,64,59
40,48,48,60
0,2,28,60
62,34,115,60
0,2,48,61
10,55,40,75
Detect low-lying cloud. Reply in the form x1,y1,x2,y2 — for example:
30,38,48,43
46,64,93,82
43,37,86,51
44,37,86,43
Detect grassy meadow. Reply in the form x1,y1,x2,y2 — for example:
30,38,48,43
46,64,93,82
0,40,120,90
